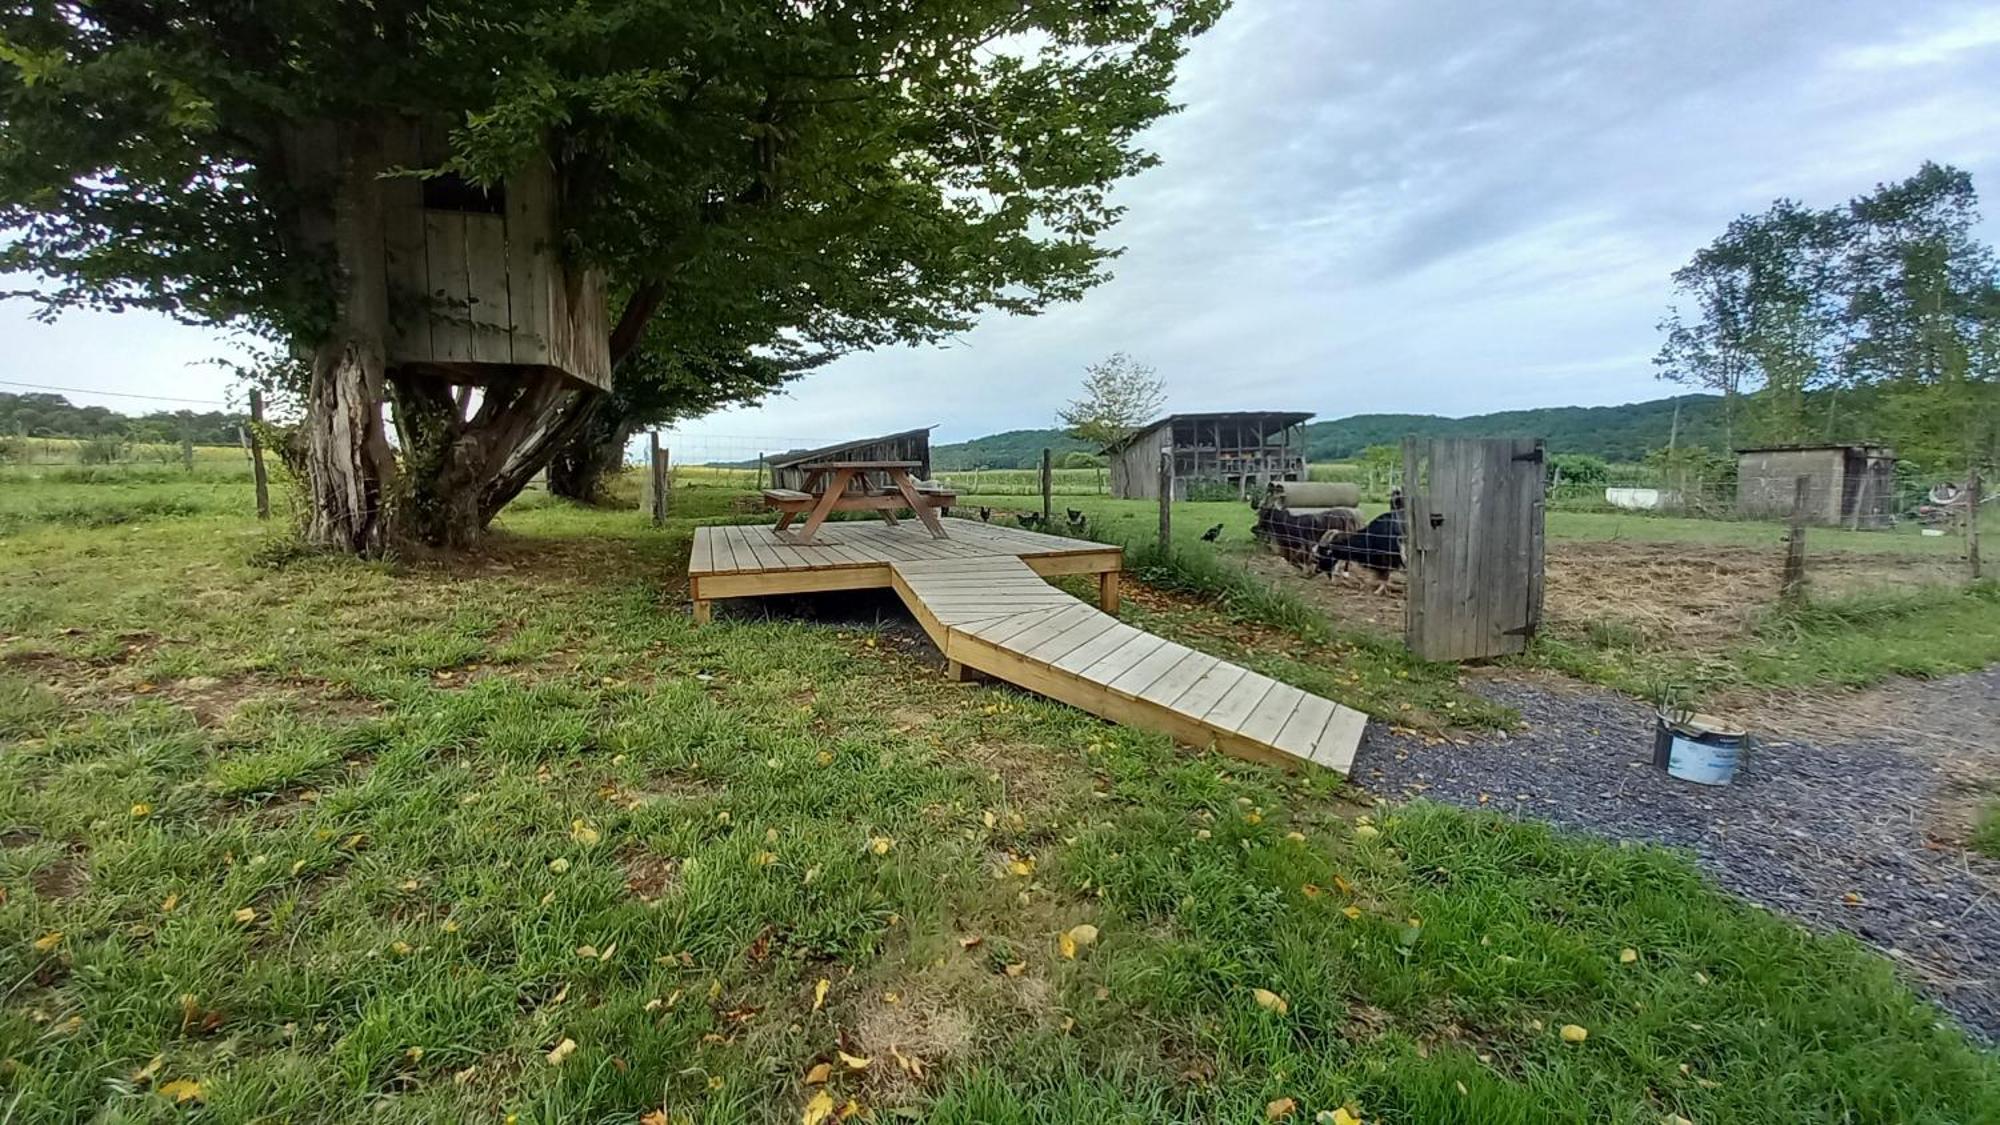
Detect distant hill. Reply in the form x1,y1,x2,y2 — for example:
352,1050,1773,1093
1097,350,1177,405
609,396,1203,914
931,395,1727,469
931,428,1094,471
1301,394,1725,462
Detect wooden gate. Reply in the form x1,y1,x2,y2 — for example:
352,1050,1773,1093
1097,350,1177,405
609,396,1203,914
1401,437,1546,662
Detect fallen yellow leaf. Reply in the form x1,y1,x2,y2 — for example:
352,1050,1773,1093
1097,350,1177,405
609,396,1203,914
868,836,894,855
1301,884,1322,898
1560,1024,1589,1044
1251,988,1290,1016
1008,856,1034,877
547,1037,578,1065
1327,1108,1362,1125
1333,875,1355,894
1060,923,1098,960
802,1089,836,1125
32,931,63,952
1619,948,1639,964
836,1050,871,1071
547,857,570,873
1353,824,1380,840
157,1078,202,1103
161,893,178,913
753,851,779,868
804,1062,832,1085
131,803,152,818
1341,905,1362,920
570,820,601,846
1004,961,1028,977
233,907,256,924
1284,831,1305,842
1266,1096,1297,1120
813,978,829,1011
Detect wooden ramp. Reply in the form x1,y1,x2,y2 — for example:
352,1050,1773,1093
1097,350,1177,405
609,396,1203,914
687,521,1364,774
894,557,1361,773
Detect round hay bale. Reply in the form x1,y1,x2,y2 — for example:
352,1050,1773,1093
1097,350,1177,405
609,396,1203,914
1266,481,1360,510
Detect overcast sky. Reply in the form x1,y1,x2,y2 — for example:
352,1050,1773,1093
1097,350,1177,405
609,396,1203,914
5,0,1999,458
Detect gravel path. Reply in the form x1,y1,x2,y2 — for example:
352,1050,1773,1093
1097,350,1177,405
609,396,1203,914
1353,667,2000,1040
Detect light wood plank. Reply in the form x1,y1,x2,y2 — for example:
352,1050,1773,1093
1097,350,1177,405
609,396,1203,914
1273,695,1335,758
1078,632,1168,683
1021,612,1123,664
1202,673,1277,730
1138,652,1220,707
1106,642,1200,698
971,606,1076,645
1236,684,1306,744
1049,621,1146,674
1167,662,1249,719
1000,604,1104,653
1308,708,1367,772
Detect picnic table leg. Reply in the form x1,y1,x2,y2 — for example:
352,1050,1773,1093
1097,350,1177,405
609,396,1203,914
890,469,949,539
789,468,855,544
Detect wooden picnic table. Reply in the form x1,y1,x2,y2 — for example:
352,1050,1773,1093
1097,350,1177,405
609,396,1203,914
762,459,955,545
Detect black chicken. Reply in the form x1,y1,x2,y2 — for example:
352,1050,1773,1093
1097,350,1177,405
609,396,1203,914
978,507,992,522
1200,523,1224,542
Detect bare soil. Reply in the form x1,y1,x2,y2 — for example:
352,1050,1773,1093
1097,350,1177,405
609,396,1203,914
1244,540,1965,650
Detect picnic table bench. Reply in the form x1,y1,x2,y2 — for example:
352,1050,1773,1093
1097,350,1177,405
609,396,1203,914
762,459,956,544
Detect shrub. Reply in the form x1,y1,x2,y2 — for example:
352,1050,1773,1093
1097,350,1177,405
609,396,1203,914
76,436,124,464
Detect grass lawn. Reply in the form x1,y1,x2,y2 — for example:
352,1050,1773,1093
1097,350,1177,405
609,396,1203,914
1975,804,2000,861
0,478,1996,1122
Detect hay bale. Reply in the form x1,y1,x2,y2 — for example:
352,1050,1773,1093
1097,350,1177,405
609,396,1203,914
1265,481,1360,510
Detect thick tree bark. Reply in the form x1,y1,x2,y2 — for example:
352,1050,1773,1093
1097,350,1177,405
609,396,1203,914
296,123,400,555
547,397,636,504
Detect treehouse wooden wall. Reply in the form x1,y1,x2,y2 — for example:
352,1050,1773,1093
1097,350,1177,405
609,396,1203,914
379,119,612,392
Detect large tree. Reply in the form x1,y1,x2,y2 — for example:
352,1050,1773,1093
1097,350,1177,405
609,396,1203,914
0,1,1222,551
1058,351,1166,448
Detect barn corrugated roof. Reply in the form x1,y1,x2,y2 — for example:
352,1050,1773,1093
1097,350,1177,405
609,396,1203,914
1100,411,1315,455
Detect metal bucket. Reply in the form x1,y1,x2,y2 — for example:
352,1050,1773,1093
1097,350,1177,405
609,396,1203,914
1652,712,1748,786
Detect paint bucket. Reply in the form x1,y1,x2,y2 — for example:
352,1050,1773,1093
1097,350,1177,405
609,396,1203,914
1651,711,1748,786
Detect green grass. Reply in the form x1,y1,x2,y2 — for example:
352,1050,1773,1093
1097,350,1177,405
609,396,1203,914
1971,804,2000,860
0,474,1994,1121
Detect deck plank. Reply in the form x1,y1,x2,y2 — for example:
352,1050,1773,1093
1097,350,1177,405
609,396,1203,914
1106,642,1200,698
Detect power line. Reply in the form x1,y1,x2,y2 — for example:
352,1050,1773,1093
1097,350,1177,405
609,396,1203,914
0,377,229,407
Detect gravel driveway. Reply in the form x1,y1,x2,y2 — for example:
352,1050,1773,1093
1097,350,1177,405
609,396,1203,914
1354,667,2000,1040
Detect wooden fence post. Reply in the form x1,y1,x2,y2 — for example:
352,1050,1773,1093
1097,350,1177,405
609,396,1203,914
247,389,270,520
179,418,194,473
1781,474,1810,602
1157,448,1173,551
649,432,668,526
1967,470,1982,581
1040,448,1053,525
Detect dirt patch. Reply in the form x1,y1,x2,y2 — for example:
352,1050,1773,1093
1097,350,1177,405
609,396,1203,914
1245,539,1964,650
620,848,682,903
30,854,87,900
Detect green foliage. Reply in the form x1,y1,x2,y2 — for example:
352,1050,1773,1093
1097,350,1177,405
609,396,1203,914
1656,162,2000,467
1059,352,1168,449
1547,452,1609,485
74,436,123,465
0,392,243,444
1302,395,1727,462
1974,803,2000,860
1057,450,1104,469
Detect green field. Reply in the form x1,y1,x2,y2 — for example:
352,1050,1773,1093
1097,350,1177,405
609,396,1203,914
1,469,1996,1122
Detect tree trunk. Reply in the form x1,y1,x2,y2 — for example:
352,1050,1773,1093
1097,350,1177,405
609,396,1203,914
296,122,400,555
547,397,636,504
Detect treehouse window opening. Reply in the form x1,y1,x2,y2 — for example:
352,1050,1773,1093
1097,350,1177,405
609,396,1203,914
421,171,505,215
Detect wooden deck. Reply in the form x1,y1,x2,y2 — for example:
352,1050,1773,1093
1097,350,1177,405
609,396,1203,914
688,520,1364,774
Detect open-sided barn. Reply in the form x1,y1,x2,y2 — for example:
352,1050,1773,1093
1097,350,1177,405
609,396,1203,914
1103,411,1313,500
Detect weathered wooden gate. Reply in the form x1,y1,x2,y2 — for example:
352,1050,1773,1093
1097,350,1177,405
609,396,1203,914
1401,437,1546,662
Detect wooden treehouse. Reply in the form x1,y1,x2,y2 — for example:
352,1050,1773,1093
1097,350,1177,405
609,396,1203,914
377,120,611,391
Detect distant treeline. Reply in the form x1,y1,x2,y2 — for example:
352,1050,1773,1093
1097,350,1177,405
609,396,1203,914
0,392,245,444
928,394,1729,469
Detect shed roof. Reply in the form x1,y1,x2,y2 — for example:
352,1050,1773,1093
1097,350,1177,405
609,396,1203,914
1734,443,1895,457
766,426,936,470
1101,411,1315,454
